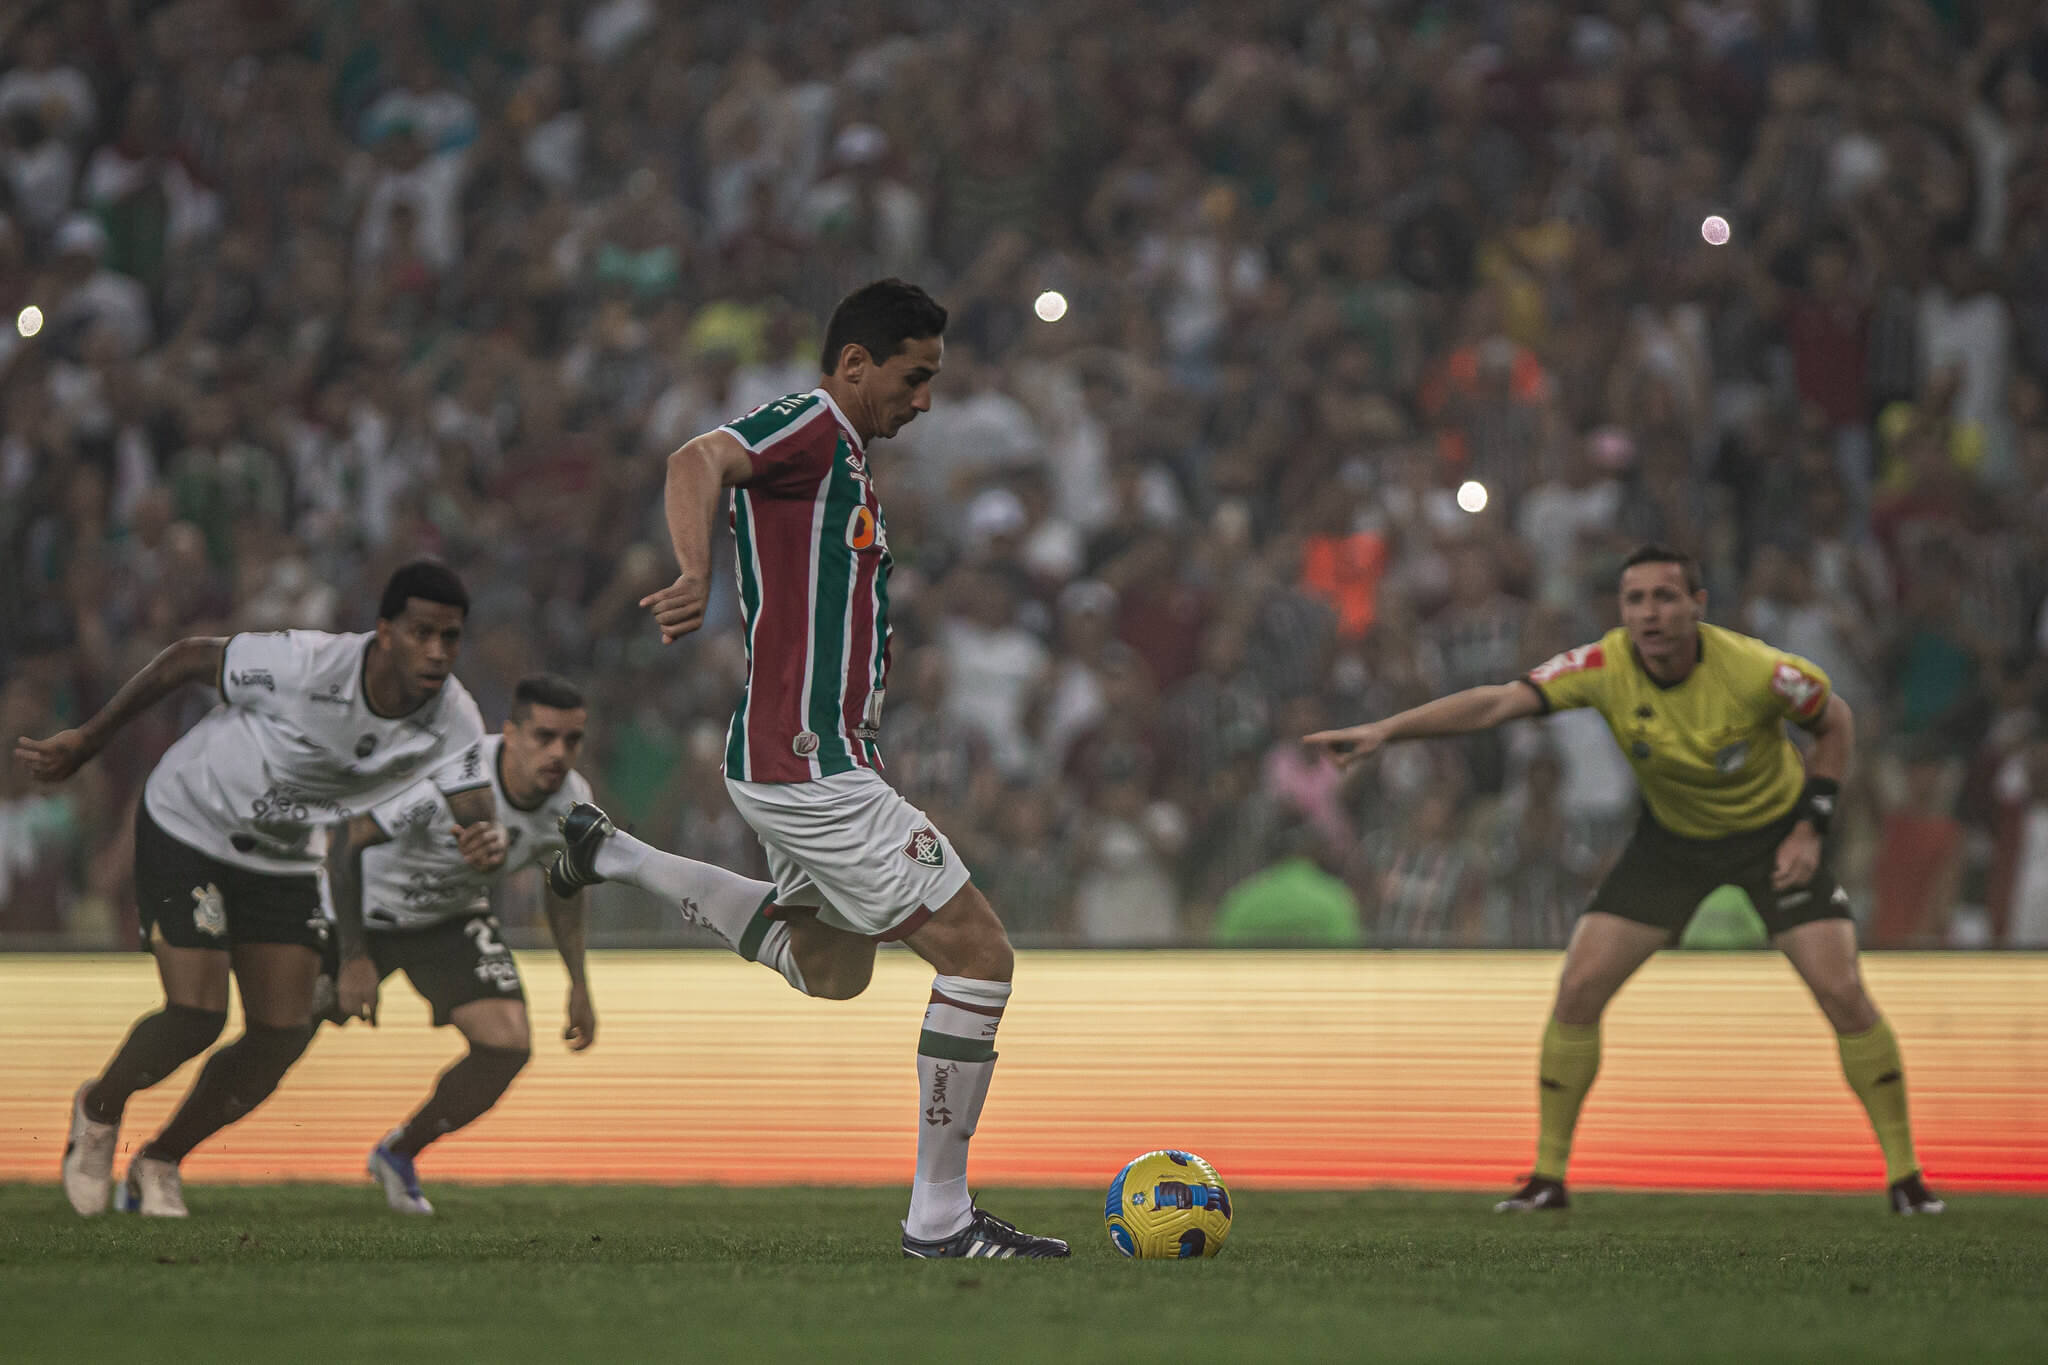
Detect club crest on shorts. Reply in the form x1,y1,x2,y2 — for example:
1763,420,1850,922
792,731,820,756
903,825,945,869
190,883,227,938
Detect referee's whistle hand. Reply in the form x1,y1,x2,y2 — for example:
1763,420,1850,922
1771,824,1822,890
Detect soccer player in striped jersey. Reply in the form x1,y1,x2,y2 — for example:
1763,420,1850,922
549,279,1067,1258
1308,545,1943,1215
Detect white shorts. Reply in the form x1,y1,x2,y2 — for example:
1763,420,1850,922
724,768,971,939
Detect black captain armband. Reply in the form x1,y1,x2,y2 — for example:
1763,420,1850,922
1796,777,1839,835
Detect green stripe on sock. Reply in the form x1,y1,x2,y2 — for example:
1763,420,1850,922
917,1030,996,1063
736,896,777,962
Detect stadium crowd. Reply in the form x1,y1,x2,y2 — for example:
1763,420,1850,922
4,0,2048,949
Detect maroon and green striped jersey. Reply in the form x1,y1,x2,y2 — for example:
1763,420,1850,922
720,390,891,783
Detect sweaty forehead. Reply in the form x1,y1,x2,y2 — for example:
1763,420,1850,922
396,599,466,630
523,704,588,733
1620,563,1689,595
891,336,943,374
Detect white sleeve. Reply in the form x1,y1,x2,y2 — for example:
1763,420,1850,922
430,741,491,798
218,631,317,711
367,778,449,842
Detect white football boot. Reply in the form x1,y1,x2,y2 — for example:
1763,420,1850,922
62,1083,119,1216
116,1156,189,1217
367,1129,435,1215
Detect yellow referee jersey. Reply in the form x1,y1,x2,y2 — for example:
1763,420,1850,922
1523,622,1831,839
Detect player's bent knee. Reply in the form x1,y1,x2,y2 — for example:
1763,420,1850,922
804,953,874,1001
452,1000,531,1052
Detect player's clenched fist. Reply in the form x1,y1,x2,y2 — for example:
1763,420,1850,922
1303,723,1387,770
456,820,509,872
13,728,94,783
639,572,710,643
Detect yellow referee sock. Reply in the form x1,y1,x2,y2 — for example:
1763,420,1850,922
1837,1016,1921,1184
1534,1018,1602,1182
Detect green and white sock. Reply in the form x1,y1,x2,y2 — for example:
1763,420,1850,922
904,975,1008,1241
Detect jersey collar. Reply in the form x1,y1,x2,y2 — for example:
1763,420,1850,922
496,740,549,813
813,387,867,456
1629,632,1705,691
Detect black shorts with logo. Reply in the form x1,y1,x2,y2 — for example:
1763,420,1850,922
1583,805,1852,940
134,804,327,952
323,913,526,1028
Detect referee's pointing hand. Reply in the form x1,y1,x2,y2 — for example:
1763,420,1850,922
1304,723,1386,771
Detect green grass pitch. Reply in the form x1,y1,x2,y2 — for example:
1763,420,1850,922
3,1185,2044,1363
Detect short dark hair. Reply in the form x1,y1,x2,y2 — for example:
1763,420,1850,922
510,673,585,722
378,560,470,621
1620,543,1703,594
820,278,947,375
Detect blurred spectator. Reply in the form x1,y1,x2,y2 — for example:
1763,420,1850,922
1212,825,1363,947
4,0,2046,948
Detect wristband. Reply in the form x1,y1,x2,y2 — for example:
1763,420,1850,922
1797,777,1839,835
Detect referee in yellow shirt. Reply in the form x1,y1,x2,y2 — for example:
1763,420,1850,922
1309,544,1943,1215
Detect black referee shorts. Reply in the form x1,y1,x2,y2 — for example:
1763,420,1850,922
1583,805,1852,940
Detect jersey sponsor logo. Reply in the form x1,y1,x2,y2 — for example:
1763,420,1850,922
393,797,439,833
1529,644,1605,685
792,731,821,756
847,504,886,552
355,734,379,759
925,1061,955,1126
1771,662,1826,718
904,825,946,869
857,689,886,742
1714,740,1750,773
308,683,348,706
190,883,227,938
460,745,483,781
230,668,275,692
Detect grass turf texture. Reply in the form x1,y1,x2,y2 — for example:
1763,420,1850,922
2,1186,2043,1364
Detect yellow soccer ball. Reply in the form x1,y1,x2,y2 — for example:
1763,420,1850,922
1105,1150,1233,1259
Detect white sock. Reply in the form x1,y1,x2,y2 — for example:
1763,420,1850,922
751,919,808,994
903,975,1009,1241
591,829,785,964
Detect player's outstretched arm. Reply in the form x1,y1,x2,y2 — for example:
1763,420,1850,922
544,886,595,1052
13,635,225,782
327,813,393,1024
1305,682,1543,771
641,430,754,644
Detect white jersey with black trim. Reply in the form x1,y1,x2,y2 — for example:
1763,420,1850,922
141,630,488,876
359,734,594,931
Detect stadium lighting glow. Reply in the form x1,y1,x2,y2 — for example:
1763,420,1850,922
16,305,41,338
1456,480,1488,514
1701,215,1731,246
1033,290,1069,323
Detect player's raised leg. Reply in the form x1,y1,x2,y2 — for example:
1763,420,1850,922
121,942,320,1216
64,941,229,1216
371,997,531,1216
898,882,1068,1259
549,800,820,993
1774,918,1943,1213
1498,911,1666,1212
